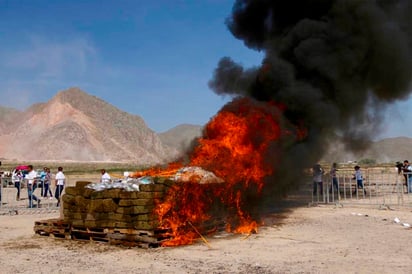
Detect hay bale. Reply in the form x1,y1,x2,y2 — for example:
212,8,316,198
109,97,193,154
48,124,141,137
90,189,121,199
135,191,164,199
139,184,167,192
116,205,154,215
119,191,139,199
62,194,75,205
65,187,81,196
118,199,154,207
75,181,92,189
82,188,94,198
89,199,118,213
74,196,90,212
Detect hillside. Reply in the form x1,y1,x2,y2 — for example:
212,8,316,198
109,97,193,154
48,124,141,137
322,136,412,164
0,88,178,163
0,106,21,135
158,124,203,154
1,88,410,165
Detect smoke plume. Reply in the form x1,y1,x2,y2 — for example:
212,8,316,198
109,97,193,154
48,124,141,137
209,0,412,177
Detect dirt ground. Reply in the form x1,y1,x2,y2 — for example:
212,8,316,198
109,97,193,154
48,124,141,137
1,199,412,274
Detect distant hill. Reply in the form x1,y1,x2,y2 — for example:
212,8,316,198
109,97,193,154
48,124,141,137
158,124,203,155
322,136,412,164
0,106,21,135
0,88,178,163
1,87,410,165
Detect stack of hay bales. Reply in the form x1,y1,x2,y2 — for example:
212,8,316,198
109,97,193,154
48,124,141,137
56,175,228,247
62,179,172,231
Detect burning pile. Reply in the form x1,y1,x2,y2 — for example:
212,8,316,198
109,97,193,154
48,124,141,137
45,0,412,248
128,0,412,246
61,177,228,247
127,98,306,246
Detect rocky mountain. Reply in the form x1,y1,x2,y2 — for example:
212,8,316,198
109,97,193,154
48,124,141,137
0,88,178,163
1,87,410,165
158,124,203,155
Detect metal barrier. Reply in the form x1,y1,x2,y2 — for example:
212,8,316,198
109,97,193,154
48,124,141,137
0,176,100,215
310,167,412,208
0,176,79,215
0,178,59,215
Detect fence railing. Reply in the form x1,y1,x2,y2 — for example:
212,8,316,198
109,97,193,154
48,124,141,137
3,169,411,213
311,168,412,208
0,177,98,215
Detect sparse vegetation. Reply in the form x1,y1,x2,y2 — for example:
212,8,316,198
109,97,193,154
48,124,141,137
358,158,377,165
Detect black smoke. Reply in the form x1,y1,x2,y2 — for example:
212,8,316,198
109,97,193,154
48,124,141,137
209,0,412,179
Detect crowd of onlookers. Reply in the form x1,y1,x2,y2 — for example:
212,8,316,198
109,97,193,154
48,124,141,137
8,165,67,208
313,160,412,199
0,166,114,208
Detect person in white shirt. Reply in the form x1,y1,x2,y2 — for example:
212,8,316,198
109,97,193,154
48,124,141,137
101,169,111,183
55,166,66,207
26,165,40,208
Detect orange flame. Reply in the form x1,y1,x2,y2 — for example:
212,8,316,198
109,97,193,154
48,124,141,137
131,162,183,178
136,98,307,246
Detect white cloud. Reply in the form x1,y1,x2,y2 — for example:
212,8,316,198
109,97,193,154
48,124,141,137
0,34,98,109
4,35,96,79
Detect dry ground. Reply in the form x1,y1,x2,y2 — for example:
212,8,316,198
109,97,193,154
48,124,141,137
1,201,412,273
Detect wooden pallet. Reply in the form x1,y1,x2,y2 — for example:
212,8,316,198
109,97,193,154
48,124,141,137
33,218,223,248
68,226,168,248
70,226,109,243
104,228,155,236
34,218,71,239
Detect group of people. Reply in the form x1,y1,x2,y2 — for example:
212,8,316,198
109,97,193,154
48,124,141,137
312,163,366,198
19,166,112,208
6,166,115,208
12,165,66,208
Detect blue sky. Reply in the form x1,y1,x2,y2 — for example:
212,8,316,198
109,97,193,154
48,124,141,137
0,0,410,138
0,0,263,132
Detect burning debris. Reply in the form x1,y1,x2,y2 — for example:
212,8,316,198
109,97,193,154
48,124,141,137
149,0,412,244
174,166,224,184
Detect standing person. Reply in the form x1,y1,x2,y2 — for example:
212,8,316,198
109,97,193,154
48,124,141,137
42,167,53,198
46,168,53,198
329,163,339,194
26,165,40,208
403,160,412,193
353,165,366,195
12,170,22,200
54,167,65,207
312,164,324,198
101,169,111,183
39,167,47,197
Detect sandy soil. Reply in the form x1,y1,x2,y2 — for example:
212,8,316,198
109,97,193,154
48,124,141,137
1,201,412,274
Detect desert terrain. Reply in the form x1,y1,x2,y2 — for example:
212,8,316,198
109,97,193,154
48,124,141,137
1,194,412,273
